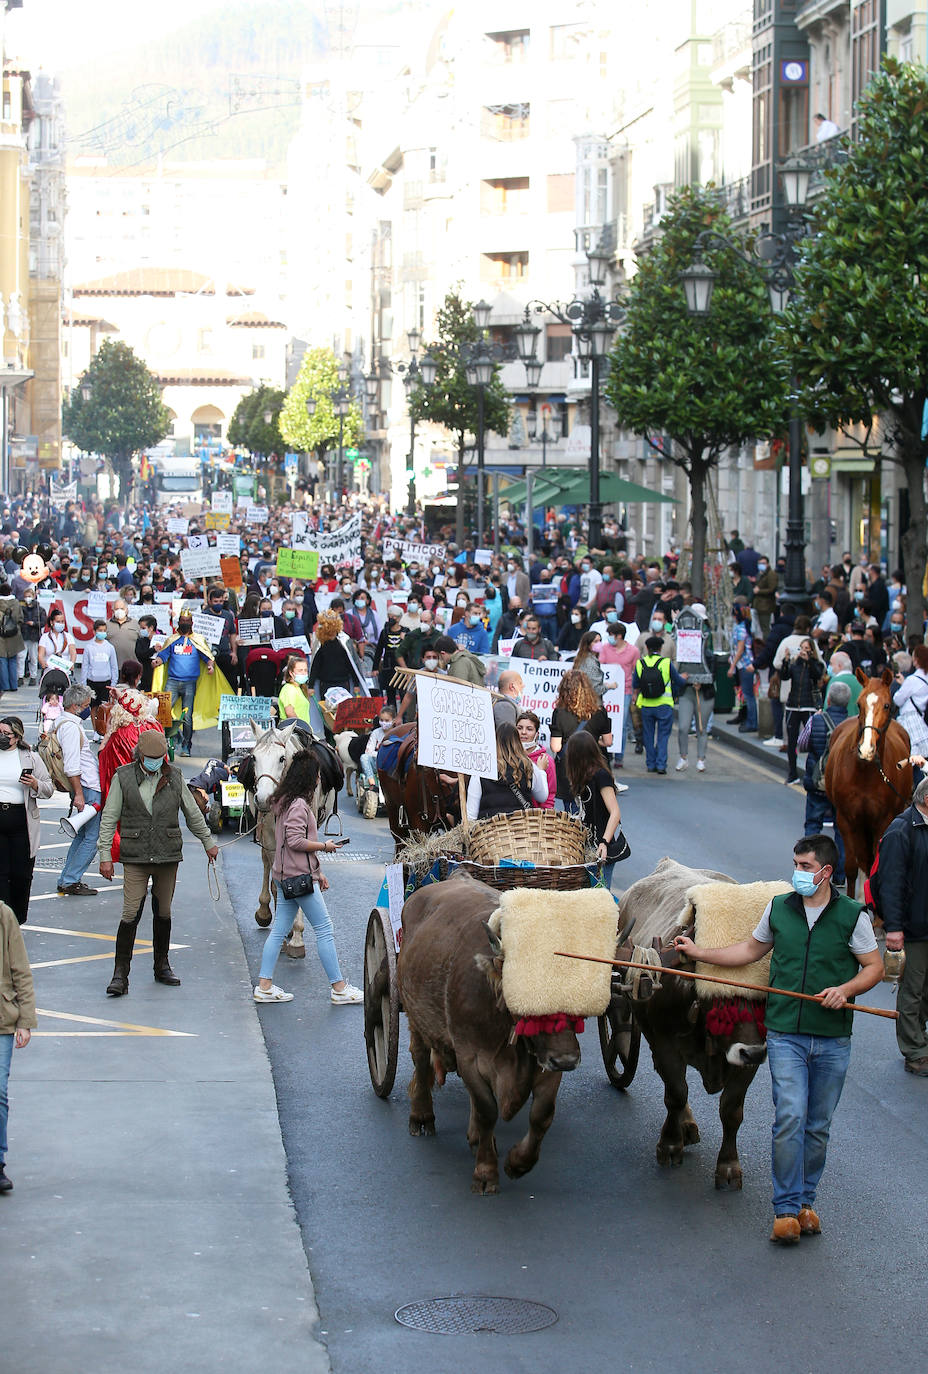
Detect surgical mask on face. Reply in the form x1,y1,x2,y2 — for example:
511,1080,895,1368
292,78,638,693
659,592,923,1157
581,563,591,573
650,619,664,633
379,718,392,728
80,572,92,582
507,563,515,572
284,609,296,621
407,602,419,613
854,591,864,602
354,599,366,610
605,610,618,623
79,706,92,720
571,614,581,625
293,672,308,685
758,562,768,573
138,629,150,639
524,630,539,642
179,623,192,636
49,619,62,631
142,755,163,773
456,599,468,610
114,609,127,621
468,614,481,627
94,629,106,641
792,867,825,897
423,658,439,671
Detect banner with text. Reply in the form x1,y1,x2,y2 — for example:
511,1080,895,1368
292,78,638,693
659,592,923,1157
291,513,361,567
417,676,496,781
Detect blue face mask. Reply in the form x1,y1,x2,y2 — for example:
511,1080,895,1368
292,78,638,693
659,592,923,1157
791,866,825,897
94,629,106,641
468,614,481,627
605,610,618,623
79,706,92,719
142,755,163,773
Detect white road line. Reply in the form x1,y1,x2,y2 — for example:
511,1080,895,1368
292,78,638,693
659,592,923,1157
30,886,123,901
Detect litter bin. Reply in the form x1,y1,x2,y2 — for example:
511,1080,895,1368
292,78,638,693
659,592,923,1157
713,653,735,713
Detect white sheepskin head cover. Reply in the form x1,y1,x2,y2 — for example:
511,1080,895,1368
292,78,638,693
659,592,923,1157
488,887,619,1018
680,880,792,1000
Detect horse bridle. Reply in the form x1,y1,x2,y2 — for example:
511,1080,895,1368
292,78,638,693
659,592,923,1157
855,715,907,800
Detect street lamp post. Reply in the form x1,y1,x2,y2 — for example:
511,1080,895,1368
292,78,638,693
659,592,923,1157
367,339,438,520
514,274,624,552
680,155,813,608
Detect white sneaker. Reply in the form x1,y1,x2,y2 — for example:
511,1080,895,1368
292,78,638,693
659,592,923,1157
696,759,706,771
763,737,782,747
331,982,363,1005
615,781,629,793
254,984,293,1003
675,758,688,772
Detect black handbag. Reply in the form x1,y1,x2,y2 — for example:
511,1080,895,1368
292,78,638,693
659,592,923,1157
604,829,631,863
280,871,314,900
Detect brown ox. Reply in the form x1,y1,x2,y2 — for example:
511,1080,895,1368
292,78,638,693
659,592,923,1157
618,858,769,1189
825,667,913,898
397,872,581,1195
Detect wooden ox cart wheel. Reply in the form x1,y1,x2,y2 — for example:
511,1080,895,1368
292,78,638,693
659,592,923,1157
598,988,640,1091
363,907,400,1098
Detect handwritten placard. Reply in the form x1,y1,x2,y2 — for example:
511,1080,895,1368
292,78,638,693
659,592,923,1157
204,512,231,531
211,491,233,515
167,518,189,535
236,618,262,644
245,505,269,524
215,533,241,556
417,676,496,780
676,628,704,663
220,556,243,590
218,694,276,723
276,547,320,580
190,611,224,645
385,862,404,953
180,547,222,580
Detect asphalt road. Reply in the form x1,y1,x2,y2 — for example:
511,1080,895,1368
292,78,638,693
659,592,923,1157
223,739,925,1374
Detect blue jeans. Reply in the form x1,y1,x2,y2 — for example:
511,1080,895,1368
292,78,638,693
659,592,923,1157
0,1033,12,1162
641,703,674,771
60,786,102,888
803,791,846,882
613,693,633,761
169,676,197,747
359,755,378,784
0,655,18,692
260,886,343,984
766,1029,852,1216
738,666,757,729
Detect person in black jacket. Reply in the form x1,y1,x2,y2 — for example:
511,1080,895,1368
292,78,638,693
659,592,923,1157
780,638,825,784
877,777,928,1076
134,615,159,692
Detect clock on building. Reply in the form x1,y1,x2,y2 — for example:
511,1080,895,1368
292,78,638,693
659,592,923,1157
781,59,809,84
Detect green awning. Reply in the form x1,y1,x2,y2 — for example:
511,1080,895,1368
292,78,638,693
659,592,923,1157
500,468,676,506
498,470,578,505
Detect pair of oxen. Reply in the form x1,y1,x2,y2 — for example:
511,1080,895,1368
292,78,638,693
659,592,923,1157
398,858,769,1197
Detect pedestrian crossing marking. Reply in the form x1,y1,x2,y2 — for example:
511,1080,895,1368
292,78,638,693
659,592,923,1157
34,1008,195,1037
24,925,188,969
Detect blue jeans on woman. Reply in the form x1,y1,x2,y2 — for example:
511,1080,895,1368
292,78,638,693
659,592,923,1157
738,666,757,730
766,1029,852,1216
260,886,343,984
0,655,18,692
0,1033,13,1163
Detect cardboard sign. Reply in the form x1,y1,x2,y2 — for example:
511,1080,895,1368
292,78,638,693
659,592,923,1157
385,862,404,953
417,675,496,780
167,517,189,535
211,491,233,515
215,533,241,556
294,512,361,567
180,547,222,580
218,694,276,723
86,592,108,620
276,548,320,579
271,635,310,654
220,556,243,590
236,618,262,645
245,505,269,524
474,549,493,566
333,696,385,733
126,603,172,633
676,628,703,663
204,512,231,530
190,611,225,645
220,780,246,807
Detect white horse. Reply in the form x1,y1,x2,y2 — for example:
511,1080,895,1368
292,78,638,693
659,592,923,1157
245,721,342,957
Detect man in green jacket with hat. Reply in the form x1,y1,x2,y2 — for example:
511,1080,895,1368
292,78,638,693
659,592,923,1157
674,833,883,1245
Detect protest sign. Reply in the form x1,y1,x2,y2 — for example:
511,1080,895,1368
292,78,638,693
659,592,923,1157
218,695,276,723
382,537,445,565
154,591,175,604
271,635,310,654
215,533,241,556
49,480,77,506
167,517,189,535
204,512,231,531
190,611,224,645
275,547,320,580
219,556,243,590
417,676,496,780
236,618,262,645
294,513,361,567
86,592,108,620
47,653,74,675
126,603,171,633
291,512,309,539
260,616,275,637
186,534,209,551
481,654,568,747
676,628,703,664
600,663,627,741
245,505,269,524
180,547,222,580
474,549,493,566
211,491,233,515
34,591,117,662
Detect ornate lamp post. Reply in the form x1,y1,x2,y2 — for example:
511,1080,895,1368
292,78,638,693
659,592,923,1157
366,337,438,518
680,155,813,608
514,270,624,551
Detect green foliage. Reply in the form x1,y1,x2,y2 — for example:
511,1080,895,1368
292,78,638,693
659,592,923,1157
62,338,169,501
409,291,511,456
605,185,788,591
228,385,285,455
279,347,363,456
783,58,928,632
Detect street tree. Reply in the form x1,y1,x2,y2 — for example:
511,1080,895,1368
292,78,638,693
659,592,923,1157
605,185,787,595
62,338,170,504
228,385,285,457
410,290,510,544
783,58,928,637
279,347,363,468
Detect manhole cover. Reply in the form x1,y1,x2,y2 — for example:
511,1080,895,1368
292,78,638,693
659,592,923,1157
394,1296,557,1335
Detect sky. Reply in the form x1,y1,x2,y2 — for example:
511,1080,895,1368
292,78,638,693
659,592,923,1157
5,0,250,70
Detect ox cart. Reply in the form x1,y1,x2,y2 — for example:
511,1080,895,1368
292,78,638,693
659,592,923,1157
362,810,641,1099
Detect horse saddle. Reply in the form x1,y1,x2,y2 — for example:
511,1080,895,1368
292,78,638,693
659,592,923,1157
377,721,417,780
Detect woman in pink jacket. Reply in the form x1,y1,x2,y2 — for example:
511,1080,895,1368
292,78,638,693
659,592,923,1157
253,751,362,1006
516,711,556,808
597,623,640,767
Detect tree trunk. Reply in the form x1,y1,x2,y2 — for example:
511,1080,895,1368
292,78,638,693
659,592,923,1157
455,433,466,547
899,447,927,641
688,456,708,600
112,453,134,507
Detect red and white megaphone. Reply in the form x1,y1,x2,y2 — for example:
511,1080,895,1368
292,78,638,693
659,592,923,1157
59,802,101,839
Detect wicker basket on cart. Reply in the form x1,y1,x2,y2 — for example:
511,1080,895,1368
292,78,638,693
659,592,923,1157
467,809,587,868
438,855,600,892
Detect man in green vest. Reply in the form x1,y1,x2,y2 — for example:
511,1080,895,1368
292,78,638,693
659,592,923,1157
674,833,883,1245
98,731,219,997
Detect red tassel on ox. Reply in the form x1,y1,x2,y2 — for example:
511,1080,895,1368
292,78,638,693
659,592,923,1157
512,1013,585,1038
705,997,766,1040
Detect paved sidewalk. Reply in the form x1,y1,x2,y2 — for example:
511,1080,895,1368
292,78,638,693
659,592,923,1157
0,724,329,1374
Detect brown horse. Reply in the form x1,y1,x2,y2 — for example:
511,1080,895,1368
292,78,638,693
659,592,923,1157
377,722,461,848
825,667,913,897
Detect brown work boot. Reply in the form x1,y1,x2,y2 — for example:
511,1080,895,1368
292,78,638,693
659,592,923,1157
769,1215,801,1245
798,1207,822,1236
904,1056,928,1077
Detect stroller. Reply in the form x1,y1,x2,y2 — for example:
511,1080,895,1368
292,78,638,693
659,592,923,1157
186,758,252,834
